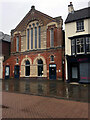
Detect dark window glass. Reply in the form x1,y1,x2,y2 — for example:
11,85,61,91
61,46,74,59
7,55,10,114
76,38,84,53
31,28,33,49
86,37,90,52
38,26,41,48
35,27,37,49
38,59,43,76
50,28,54,47
76,20,84,31
71,39,75,55
26,60,30,65
16,58,19,63
51,55,54,61
27,29,29,50
16,36,19,52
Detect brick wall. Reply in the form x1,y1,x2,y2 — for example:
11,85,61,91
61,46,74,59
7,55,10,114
2,41,11,60
3,48,64,80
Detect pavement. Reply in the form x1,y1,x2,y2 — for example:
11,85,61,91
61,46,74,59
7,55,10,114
2,91,89,119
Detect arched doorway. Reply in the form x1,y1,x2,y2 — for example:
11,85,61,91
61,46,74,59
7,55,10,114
25,60,30,76
14,65,20,78
38,59,43,76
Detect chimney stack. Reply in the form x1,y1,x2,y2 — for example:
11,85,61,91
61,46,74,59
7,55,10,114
31,5,35,10
68,2,74,14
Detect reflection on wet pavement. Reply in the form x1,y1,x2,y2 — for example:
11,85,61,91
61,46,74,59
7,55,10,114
2,79,89,102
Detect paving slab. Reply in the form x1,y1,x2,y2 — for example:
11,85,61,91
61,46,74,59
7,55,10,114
2,92,89,119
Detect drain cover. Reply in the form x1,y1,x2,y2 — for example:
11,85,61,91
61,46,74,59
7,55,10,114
0,105,9,109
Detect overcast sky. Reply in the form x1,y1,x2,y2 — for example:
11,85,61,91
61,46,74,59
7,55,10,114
0,0,90,35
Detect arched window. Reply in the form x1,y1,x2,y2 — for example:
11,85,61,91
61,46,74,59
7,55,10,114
50,55,54,62
25,60,30,76
38,59,43,76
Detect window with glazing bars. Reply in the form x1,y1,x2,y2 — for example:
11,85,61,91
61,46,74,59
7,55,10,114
86,37,90,52
71,39,75,55
50,28,54,47
35,27,37,49
16,36,19,52
76,20,84,31
31,28,33,49
27,29,29,50
76,38,85,53
38,26,41,48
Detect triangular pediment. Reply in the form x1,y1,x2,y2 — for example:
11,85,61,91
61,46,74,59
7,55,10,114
13,6,56,32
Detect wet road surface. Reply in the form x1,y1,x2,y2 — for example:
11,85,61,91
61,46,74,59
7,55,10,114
2,79,89,102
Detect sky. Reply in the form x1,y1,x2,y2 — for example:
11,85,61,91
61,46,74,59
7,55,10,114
0,0,90,35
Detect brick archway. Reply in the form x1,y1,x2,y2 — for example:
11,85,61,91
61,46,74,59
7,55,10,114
33,56,47,77
20,57,32,77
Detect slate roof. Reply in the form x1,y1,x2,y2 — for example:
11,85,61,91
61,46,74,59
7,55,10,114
0,32,10,42
65,7,90,24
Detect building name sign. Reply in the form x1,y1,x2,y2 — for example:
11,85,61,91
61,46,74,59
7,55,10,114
49,64,56,67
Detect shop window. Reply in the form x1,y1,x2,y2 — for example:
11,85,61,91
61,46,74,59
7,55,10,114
76,20,84,32
86,37,90,52
50,55,54,61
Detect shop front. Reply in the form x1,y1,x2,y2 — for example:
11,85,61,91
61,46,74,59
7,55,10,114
67,55,90,83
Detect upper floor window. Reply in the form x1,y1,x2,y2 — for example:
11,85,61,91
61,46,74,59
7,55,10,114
16,36,19,52
27,29,29,50
35,27,37,49
50,28,54,47
31,28,33,49
86,37,90,52
76,20,84,32
71,37,90,55
76,38,84,53
38,26,41,48
50,55,54,61
71,39,75,55
27,22,41,50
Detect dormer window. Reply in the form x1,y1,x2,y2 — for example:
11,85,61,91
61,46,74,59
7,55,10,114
76,20,84,32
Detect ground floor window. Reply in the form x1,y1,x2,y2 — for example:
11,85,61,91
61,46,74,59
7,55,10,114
38,59,43,76
72,67,78,79
5,66,10,79
14,65,20,78
80,62,90,82
25,60,30,76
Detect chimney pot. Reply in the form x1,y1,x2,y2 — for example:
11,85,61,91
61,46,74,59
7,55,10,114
68,2,74,14
31,5,35,10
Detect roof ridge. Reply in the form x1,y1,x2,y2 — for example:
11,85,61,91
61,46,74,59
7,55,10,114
74,6,90,13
